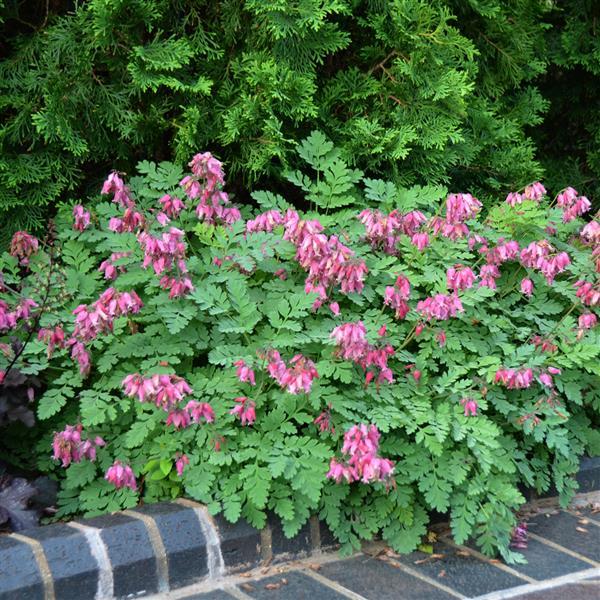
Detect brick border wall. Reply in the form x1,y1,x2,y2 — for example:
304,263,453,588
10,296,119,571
0,457,598,600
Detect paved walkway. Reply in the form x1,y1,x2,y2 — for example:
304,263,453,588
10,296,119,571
147,497,600,600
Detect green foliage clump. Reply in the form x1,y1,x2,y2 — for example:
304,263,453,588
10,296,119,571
0,0,571,241
1,138,598,563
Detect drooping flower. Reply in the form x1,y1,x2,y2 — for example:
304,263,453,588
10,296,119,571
460,398,478,416
520,278,534,297
416,293,464,321
327,424,394,485
479,264,500,289
510,522,528,549
175,454,190,477
159,194,186,218
185,401,215,424
52,424,104,467
105,461,137,491
38,326,66,358
447,265,476,291
384,274,411,319
314,406,334,434
122,373,193,411
99,252,131,280
166,409,191,429
494,368,534,389
230,397,256,426
73,205,91,231
266,351,319,394
575,280,600,307
234,360,256,386
10,231,39,266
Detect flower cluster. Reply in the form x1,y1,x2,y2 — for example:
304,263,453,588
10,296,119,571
575,280,599,307
266,350,319,394
180,152,241,225
327,424,394,484
330,321,394,385
460,397,478,416
494,368,534,389
73,205,91,231
234,359,256,385
10,231,39,266
505,182,546,205
122,373,192,411
105,461,137,491
0,298,37,333
384,274,411,319
99,252,131,280
431,193,482,240
73,288,142,342
102,173,146,233
358,209,427,253
38,326,66,358
556,187,591,223
138,228,193,298
230,396,256,426
52,424,105,467
520,241,571,284
246,209,285,233
447,265,476,291
417,293,464,321
282,210,368,308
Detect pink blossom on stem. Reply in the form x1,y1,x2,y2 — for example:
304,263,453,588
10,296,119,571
494,368,534,389
166,409,191,429
159,194,186,218
578,312,597,331
69,341,91,376
99,252,131,280
52,424,104,467
436,330,446,347
105,461,137,491
520,278,534,297
246,210,285,233
175,454,189,476
234,360,256,385
575,280,600,307
447,265,475,291
314,406,334,434
266,351,319,394
510,523,528,549
580,221,600,245
416,293,464,321
384,274,411,319
411,232,430,250
101,172,134,208
122,373,193,411
185,401,215,423
329,302,340,316
10,231,39,266
460,398,478,416
230,397,256,426
38,326,66,358
327,424,394,485
73,205,91,231
479,264,500,289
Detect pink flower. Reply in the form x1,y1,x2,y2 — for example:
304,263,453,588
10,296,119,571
520,278,534,297
105,461,137,491
505,192,523,206
246,210,285,233
411,232,430,250
159,276,194,299
10,231,39,266
122,373,193,411
575,280,600,307
38,326,66,358
327,424,394,484
416,293,463,321
166,409,191,429
159,194,186,218
267,351,319,394
460,398,478,416
329,302,340,316
101,172,133,207
436,330,446,347
52,424,103,467
175,454,189,476
384,275,411,319
330,322,368,361
234,360,256,385
578,312,597,330
73,205,91,231
230,397,256,426
314,407,334,434
495,368,534,389
447,265,475,291
69,341,91,376
445,193,482,223
479,264,500,289
99,252,131,280
185,401,215,423
580,221,600,245
523,182,546,201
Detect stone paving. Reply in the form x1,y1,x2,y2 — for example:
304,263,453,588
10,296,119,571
145,501,600,600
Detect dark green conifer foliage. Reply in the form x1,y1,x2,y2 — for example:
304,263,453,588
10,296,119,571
0,1,598,242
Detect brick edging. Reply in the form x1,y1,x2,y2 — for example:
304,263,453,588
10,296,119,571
0,500,337,600
0,456,597,600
